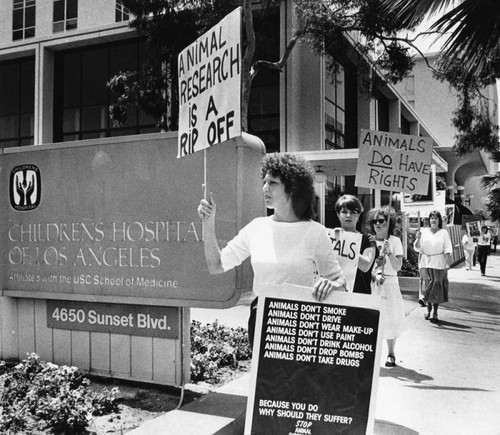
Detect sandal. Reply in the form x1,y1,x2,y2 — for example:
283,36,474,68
385,355,396,368
430,316,440,325
425,312,431,320
418,298,427,307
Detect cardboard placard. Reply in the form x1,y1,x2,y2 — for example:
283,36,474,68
245,284,383,435
356,129,433,195
177,7,242,157
326,228,362,293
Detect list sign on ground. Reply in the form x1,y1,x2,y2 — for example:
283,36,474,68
245,285,383,435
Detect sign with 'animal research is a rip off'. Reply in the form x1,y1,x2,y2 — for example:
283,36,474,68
177,7,242,157
355,129,433,195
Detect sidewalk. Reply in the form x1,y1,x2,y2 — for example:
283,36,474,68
130,251,500,434
374,250,500,434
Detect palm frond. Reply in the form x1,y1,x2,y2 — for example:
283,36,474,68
431,0,500,77
482,172,500,189
378,0,457,28
489,149,500,163
484,187,500,222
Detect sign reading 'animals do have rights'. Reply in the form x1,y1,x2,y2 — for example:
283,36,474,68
355,129,433,195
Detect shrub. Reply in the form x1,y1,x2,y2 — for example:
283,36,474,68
190,320,252,383
399,231,420,277
0,353,118,434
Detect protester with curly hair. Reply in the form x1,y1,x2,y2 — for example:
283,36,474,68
198,153,346,345
369,206,405,367
414,211,452,325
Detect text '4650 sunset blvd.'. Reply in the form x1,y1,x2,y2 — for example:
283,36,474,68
46,300,179,339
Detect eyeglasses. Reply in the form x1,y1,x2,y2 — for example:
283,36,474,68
372,218,387,225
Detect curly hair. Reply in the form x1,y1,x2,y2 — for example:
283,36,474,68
261,153,315,220
368,206,396,236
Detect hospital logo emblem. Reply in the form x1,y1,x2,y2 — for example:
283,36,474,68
10,164,41,211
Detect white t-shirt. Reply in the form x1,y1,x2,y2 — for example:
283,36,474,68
462,233,476,251
375,236,403,276
220,216,346,296
414,228,453,269
477,232,491,247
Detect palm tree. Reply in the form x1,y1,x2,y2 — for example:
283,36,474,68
482,150,500,221
381,0,500,221
380,0,500,79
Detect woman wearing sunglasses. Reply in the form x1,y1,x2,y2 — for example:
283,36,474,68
369,206,405,368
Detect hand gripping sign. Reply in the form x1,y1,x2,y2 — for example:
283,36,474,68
245,284,383,435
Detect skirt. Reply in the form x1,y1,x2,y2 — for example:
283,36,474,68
421,268,449,304
372,275,406,339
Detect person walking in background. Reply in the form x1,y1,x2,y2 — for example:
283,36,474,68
414,211,453,325
462,231,476,271
490,227,498,254
370,206,405,368
335,195,378,294
197,153,346,346
477,225,491,276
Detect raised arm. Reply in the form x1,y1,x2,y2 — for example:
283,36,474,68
358,234,377,273
198,193,224,274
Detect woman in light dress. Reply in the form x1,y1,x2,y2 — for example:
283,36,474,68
370,206,405,368
414,211,452,325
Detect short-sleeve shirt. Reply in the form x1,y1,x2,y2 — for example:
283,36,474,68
374,235,404,277
414,228,452,269
462,234,476,251
477,232,491,247
220,216,346,296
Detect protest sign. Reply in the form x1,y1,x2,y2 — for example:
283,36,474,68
400,165,449,222
326,228,362,292
466,221,481,242
355,129,433,195
177,7,242,158
245,284,383,435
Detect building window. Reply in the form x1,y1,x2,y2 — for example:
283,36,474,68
53,0,77,33
248,6,280,153
115,0,129,22
324,62,345,149
13,0,36,41
53,40,159,142
375,92,389,132
0,57,35,148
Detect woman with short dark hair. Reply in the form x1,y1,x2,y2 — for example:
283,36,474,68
335,194,377,294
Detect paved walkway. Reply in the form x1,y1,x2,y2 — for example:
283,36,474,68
130,250,500,434
189,250,500,435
